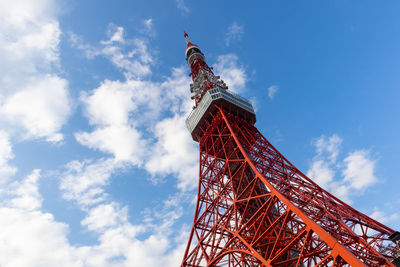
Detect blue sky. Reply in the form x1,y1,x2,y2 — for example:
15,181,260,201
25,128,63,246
0,0,399,266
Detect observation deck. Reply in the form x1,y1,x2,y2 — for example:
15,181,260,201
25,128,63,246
186,88,256,141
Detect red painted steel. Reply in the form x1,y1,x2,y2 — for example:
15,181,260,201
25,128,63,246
181,33,399,266
181,108,399,266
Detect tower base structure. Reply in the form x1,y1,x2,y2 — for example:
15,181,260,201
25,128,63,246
181,105,400,267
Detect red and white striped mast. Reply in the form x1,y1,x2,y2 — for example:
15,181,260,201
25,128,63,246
184,31,227,107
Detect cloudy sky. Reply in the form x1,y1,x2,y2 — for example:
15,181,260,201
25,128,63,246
0,0,399,266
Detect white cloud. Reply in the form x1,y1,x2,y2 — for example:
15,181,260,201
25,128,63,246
76,126,147,164
71,25,153,80
8,170,42,211
176,0,190,14
145,114,198,191
68,32,97,58
142,18,153,36
0,75,71,142
59,157,187,267
102,42,152,79
267,85,279,99
342,150,378,190
60,158,122,208
225,22,244,47
369,209,400,224
143,18,152,29
79,79,162,127
213,54,247,94
81,202,134,232
307,134,343,188
315,134,342,162
0,0,60,77
307,134,378,203
75,78,160,165
0,131,17,184
0,167,81,267
160,66,194,114
0,207,81,267
307,159,335,188
0,0,72,142
0,159,184,267
332,150,378,201
101,24,125,45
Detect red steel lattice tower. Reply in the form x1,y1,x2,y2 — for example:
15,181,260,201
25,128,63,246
181,32,400,266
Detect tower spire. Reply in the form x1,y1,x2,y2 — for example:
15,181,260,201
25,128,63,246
184,31,190,44
183,32,228,108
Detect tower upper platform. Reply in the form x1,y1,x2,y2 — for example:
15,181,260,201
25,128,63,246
186,88,256,141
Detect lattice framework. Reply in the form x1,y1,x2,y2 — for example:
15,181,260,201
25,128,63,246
182,107,399,267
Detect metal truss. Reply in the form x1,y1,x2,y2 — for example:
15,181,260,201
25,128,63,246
181,107,399,267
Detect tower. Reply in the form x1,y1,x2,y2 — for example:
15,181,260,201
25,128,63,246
181,32,400,266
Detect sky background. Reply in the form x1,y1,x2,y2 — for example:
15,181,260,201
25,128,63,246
0,0,399,266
